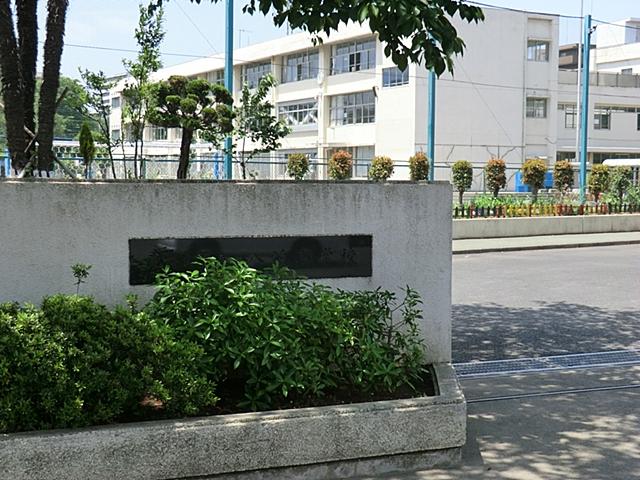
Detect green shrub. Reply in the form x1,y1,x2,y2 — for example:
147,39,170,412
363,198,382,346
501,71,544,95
409,152,429,181
147,258,426,412
588,164,610,202
452,160,473,206
0,296,216,433
328,150,353,180
286,153,310,181
521,158,547,203
608,166,633,205
485,158,506,198
553,160,574,192
368,156,394,181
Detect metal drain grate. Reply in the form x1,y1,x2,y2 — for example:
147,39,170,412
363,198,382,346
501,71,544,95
455,349,640,377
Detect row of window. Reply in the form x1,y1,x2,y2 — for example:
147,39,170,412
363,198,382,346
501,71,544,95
558,103,640,130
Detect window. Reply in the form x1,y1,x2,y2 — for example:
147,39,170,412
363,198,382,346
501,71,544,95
637,113,640,131
241,61,271,88
594,108,611,130
151,126,167,141
111,129,121,141
282,51,319,83
278,100,318,126
207,70,225,85
382,67,409,87
327,146,375,178
331,39,376,75
526,97,547,118
527,40,550,62
330,91,376,126
111,96,121,109
622,68,633,75
559,103,577,128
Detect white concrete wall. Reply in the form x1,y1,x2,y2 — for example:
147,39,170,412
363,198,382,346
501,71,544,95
0,180,453,364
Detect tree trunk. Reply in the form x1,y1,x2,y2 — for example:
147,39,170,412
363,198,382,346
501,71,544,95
37,0,69,174
17,0,38,162
493,187,499,198
458,190,464,206
0,0,26,170
177,127,193,179
532,186,539,204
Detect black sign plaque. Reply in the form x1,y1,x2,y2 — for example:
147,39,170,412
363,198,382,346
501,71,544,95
129,235,373,285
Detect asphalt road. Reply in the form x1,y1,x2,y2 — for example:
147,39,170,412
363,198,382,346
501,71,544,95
452,244,640,362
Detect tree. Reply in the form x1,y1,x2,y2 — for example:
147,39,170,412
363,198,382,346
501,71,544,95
148,76,234,179
588,164,610,203
409,152,429,181
521,158,547,203
452,160,473,206
553,160,574,193
485,158,506,198
149,0,484,74
122,5,165,179
368,156,394,181
79,122,95,179
609,166,633,205
233,74,290,179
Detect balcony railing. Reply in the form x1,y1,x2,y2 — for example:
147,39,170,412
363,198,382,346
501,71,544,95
559,69,640,88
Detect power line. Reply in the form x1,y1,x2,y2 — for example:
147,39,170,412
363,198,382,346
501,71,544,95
61,41,209,59
592,18,640,32
465,1,583,20
172,0,219,54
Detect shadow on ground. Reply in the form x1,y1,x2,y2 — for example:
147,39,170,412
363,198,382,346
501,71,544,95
453,302,640,363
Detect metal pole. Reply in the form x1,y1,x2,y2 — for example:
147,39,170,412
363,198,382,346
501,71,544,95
574,0,584,166
3,147,9,177
427,70,436,181
579,15,592,203
224,0,234,180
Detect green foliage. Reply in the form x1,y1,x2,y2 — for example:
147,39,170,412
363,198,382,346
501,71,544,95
0,296,216,433
149,1,484,74
409,152,429,181
553,160,574,192
147,258,426,412
234,74,291,179
608,166,633,205
485,158,506,198
328,150,353,180
368,155,394,181
588,164,610,202
286,153,310,180
521,158,547,202
78,122,96,178
71,263,91,294
452,160,473,205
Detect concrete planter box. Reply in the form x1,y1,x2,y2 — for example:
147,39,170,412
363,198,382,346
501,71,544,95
0,363,465,480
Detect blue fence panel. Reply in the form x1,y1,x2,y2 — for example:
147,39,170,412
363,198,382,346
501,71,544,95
515,171,553,192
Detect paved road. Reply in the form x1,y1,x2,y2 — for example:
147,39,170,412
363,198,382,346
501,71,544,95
452,244,640,362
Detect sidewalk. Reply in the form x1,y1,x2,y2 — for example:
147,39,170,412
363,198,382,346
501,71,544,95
355,365,640,480
453,231,640,254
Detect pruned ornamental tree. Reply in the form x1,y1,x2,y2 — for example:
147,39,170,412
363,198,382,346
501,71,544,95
234,74,290,179
521,158,547,203
79,122,95,179
485,158,506,198
452,160,473,206
588,164,610,202
553,160,574,193
609,166,633,205
148,76,233,179
149,1,484,74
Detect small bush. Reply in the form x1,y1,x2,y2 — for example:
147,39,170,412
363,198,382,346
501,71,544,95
553,160,574,192
452,160,473,206
409,152,429,181
286,153,310,181
368,156,394,181
608,166,633,205
522,158,547,203
328,150,353,180
485,158,506,198
588,164,610,202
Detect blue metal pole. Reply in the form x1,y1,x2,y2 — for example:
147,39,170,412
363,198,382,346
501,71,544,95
224,0,234,180
427,70,436,182
3,147,9,177
579,15,592,204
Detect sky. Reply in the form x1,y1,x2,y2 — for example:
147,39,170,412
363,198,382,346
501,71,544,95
48,0,640,79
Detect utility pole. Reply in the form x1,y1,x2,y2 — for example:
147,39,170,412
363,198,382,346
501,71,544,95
427,69,436,181
579,14,593,203
224,0,234,179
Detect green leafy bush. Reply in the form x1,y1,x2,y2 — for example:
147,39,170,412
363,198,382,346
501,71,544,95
521,158,547,203
147,258,426,412
553,160,574,192
608,166,633,205
368,156,394,181
328,150,353,180
485,158,506,198
452,160,473,206
588,164,610,202
0,296,216,433
286,153,310,181
409,152,429,181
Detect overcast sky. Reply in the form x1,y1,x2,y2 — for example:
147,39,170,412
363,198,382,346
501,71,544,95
47,0,640,78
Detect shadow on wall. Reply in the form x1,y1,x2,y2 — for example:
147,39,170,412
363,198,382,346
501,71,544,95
453,302,640,363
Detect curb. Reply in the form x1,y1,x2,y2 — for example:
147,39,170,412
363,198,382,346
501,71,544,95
452,239,640,255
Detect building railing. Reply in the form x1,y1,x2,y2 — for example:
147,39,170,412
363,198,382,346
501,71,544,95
559,69,640,88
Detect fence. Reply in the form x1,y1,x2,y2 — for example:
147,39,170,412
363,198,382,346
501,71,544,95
453,202,640,219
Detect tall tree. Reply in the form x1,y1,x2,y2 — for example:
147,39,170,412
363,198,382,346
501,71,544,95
148,76,233,179
17,0,38,161
149,0,484,73
37,0,70,174
122,5,165,179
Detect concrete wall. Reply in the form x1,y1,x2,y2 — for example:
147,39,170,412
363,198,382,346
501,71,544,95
453,214,640,239
0,180,453,363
